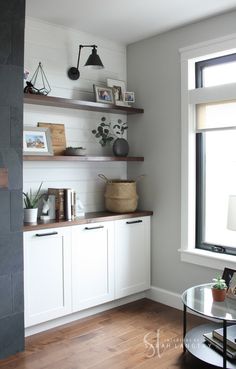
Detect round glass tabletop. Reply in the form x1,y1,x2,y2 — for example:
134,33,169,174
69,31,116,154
182,283,236,321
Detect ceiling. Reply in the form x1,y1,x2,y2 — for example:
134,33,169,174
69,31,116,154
26,0,236,45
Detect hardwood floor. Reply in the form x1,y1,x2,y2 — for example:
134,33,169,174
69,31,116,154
0,299,214,369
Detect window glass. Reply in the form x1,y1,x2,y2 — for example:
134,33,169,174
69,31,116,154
202,61,236,87
203,129,236,248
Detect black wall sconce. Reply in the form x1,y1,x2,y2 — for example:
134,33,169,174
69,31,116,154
68,44,104,80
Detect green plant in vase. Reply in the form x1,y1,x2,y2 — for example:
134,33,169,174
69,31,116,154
23,182,43,209
92,117,129,156
23,182,43,223
211,275,227,302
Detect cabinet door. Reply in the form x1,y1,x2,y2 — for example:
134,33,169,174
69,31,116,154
114,216,150,299
71,222,114,311
24,227,72,327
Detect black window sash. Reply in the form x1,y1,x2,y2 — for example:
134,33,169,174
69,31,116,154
195,53,236,256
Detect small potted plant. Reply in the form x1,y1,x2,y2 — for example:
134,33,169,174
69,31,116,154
211,275,227,302
92,117,129,156
23,182,43,223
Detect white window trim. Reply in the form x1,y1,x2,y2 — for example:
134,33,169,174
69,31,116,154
179,33,236,271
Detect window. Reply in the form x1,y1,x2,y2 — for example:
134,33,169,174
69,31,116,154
195,54,236,256
180,34,236,270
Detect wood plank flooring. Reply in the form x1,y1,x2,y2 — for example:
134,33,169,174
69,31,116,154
0,299,214,369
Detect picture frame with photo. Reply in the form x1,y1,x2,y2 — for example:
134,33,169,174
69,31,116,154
222,267,236,299
23,126,53,156
107,78,127,106
94,85,114,104
124,91,135,103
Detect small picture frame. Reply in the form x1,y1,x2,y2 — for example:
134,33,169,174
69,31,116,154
124,91,135,103
222,268,236,299
107,78,127,106
23,126,53,156
94,85,114,104
222,267,236,287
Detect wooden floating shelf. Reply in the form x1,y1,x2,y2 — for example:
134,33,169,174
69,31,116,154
23,155,144,162
24,94,144,114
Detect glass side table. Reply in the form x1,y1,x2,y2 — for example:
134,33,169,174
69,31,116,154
182,283,236,369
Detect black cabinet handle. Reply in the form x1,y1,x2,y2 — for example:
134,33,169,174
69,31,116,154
126,220,143,225
85,226,104,230
35,231,58,237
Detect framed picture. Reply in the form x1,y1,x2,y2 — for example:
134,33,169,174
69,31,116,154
124,91,135,103
222,268,236,299
23,126,53,156
94,85,114,104
222,267,236,287
107,78,127,106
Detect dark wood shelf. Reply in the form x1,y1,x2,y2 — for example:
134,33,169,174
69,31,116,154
23,155,144,162
23,210,153,232
24,94,144,114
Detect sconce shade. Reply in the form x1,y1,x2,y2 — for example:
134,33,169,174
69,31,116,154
84,47,104,69
68,44,104,80
227,195,236,230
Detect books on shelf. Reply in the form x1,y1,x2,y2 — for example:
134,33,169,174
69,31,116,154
48,188,78,221
64,189,76,221
203,332,236,359
213,325,236,350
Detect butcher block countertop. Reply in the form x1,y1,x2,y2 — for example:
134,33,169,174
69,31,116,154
23,210,153,232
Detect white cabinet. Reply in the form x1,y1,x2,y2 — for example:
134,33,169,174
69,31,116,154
24,215,151,328
24,227,72,327
71,221,114,311
114,217,150,299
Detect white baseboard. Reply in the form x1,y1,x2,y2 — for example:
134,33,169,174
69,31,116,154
25,292,146,337
146,286,182,310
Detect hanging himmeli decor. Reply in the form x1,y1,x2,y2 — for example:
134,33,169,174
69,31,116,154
24,62,51,95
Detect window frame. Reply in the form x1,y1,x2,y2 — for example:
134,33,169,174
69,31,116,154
179,33,236,270
195,53,236,88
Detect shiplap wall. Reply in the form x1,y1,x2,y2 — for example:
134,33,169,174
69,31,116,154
24,18,127,212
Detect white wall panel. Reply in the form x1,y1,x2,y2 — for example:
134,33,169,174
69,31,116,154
24,18,127,213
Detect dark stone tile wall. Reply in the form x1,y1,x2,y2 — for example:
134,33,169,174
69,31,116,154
0,0,25,359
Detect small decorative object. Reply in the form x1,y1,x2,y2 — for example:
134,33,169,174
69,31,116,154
40,198,50,221
23,127,53,156
64,147,86,156
47,195,56,220
92,117,128,156
124,91,135,103
23,182,43,223
107,78,127,106
94,85,114,104
24,62,51,95
38,123,66,155
211,275,227,302
77,197,85,217
112,120,129,156
67,44,104,80
113,138,129,157
24,69,30,80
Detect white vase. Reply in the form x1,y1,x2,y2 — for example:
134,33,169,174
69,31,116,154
24,208,38,223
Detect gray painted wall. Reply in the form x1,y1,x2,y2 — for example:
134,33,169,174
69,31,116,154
0,0,25,358
127,10,236,294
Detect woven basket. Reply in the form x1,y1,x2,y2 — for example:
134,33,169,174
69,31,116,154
98,174,141,213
